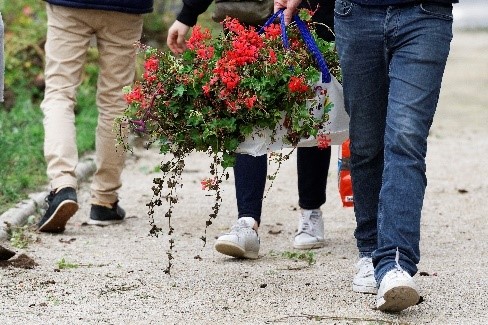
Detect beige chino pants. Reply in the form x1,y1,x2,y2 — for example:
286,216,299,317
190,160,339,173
41,4,143,205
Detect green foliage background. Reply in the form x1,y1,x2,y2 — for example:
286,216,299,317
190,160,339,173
0,0,184,213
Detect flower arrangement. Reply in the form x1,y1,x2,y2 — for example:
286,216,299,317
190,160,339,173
117,10,341,273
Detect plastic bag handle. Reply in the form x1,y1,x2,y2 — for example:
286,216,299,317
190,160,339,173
258,9,331,83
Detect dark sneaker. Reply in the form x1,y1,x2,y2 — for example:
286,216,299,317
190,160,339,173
38,187,78,233
88,201,126,226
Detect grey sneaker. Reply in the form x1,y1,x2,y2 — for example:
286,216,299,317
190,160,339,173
38,187,78,233
376,266,420,312
214,217,260,259
293,209,325,249
353,257,377,294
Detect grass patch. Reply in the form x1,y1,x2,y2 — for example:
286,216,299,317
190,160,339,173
56,258,79,270
0,96,49,212
281,250,317,266
270,250,317,266
0,84,98,215
6,215,38,249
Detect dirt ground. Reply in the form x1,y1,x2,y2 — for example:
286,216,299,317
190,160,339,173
0,30,487,325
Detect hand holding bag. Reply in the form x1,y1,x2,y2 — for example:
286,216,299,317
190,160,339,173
236,10,349,156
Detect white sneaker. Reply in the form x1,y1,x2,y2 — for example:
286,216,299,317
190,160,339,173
376,266,420,312
352,257,377,294
293,209,325,249
214,217,260,259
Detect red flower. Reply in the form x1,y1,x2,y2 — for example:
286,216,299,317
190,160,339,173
288,76,309,93
124,85,143,104
144,56,159,72
223,18,246,34
187,25,212,50
226,100,238,112
243,95,257,110
268,49,277,64
202,83,211,96
196,46,215,60
143,71,157,83
317,134,331,149
201,177,218,190
264,23,282,39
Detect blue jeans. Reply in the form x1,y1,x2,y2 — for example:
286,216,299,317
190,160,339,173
234,147,331,225
334,1,453,283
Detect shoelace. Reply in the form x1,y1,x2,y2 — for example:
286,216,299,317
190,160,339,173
358,258,374,277
298,211,320,235
230,219,254,234
393,247,405,273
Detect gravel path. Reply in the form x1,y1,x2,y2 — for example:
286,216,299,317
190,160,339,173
1,30,487,325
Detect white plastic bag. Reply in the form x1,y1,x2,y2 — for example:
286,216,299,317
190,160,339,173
236,74,349,156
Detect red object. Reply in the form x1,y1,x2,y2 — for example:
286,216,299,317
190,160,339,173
338,139,354,207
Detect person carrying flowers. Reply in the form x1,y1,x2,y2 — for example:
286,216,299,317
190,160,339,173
165,0,375,295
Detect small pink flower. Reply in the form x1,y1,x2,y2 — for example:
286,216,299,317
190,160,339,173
201,177,218,190
317,134,331,149
202,84,211,96
268,49,277,64
243,95,257,110
144,56,159,73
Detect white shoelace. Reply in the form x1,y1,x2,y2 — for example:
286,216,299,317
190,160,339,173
358,257,374,277
297,211,321,235
230,218,256,234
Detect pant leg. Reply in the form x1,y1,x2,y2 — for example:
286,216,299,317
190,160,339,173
234,153,267,224
374,3,453,280
88,11,143,205
41,4,93,191
297,146,331,210
334,1,389,257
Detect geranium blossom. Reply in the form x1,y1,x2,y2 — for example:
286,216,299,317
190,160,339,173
317,134,331,149
201,177,218,190
288,76,309,93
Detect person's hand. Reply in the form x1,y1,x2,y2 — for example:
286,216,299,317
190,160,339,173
274,0,303,25
166,20,191,54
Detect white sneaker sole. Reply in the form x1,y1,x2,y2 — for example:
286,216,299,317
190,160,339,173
376,285,420,312
293,240,325,250
214,240,259,259
352,282,377,294
87,219,125,226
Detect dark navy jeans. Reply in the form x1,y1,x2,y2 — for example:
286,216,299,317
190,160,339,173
234,147,331,225
334,0,453,283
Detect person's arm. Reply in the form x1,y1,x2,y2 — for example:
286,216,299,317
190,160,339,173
274,0,303,24
167,0,213,54
177,0,213,27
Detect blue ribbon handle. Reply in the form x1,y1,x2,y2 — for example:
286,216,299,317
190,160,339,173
293,15,331,83
258,9,331,83
258,9,289,49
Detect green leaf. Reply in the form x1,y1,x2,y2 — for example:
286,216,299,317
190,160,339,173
221,153,236,169
174,85,186,97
